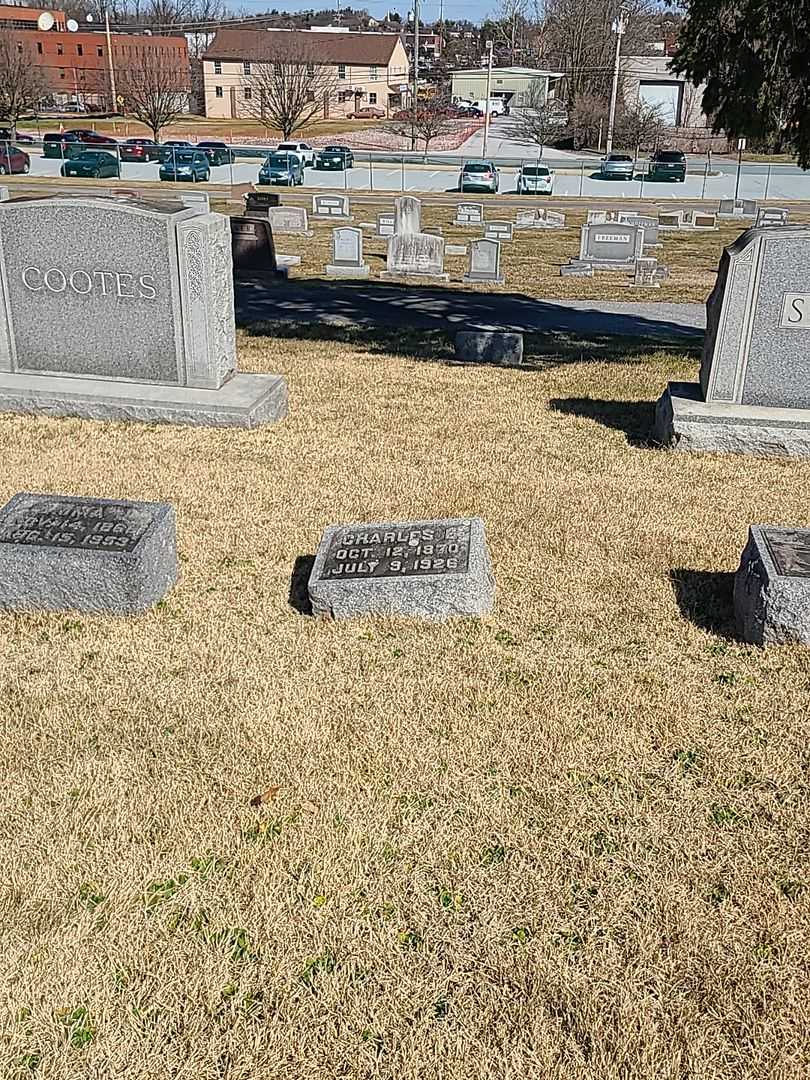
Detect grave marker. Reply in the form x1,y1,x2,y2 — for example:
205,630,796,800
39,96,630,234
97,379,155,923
230,216,278,277
308,516,495,619
463,238,503,285
244,190,280,217
735,525,810,644
376,212,395,238
453,202,484,227
0,492,177,613
326,226,369,278
757,207,789,227
578,222,644,266
484,221,514,242
0,194,287,427
692,212,718,230
395,195,421,235
266,205,312,236
382,233,448,281
312,193,351,220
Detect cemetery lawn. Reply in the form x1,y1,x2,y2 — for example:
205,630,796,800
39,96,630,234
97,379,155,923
256,201,810,305
2,327,810,1078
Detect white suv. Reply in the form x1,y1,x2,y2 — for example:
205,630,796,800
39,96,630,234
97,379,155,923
275,141,315,167
517,164,554,194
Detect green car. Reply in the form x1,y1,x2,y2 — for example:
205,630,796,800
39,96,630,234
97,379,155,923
60,150,120,179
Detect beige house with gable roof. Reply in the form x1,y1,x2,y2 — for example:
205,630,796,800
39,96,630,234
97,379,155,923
202,28,410,120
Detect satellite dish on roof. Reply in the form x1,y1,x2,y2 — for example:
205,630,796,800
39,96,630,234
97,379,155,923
66,18,79,31
37,12,55,30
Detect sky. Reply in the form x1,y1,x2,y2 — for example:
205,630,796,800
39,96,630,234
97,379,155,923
232,0,496,28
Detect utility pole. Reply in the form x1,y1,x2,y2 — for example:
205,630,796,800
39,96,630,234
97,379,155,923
605,10,626,156
482,38,494,159
87,8,117,114
410,0,419,151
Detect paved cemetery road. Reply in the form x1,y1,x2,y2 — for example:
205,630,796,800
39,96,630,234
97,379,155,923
235,278,705,341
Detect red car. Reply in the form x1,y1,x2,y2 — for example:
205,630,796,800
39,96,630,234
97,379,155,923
348,106,385,119
65,128,118,148
119,137,162,162
0,145,30,175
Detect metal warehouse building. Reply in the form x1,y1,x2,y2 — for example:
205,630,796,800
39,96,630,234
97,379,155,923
450,67,564,108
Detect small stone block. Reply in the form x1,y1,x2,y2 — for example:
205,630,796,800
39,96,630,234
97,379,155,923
0,492,177,613
445,244,468,256
561,262,594,277
735,525,810,644
455,331,523,366
326,263,370,278
308,517,495,620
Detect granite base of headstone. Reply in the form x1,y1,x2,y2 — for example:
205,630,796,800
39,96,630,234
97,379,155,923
454,331,522,366
307,517,495,620
0,493,177,614
560,262,594,277
656,225,810,456
0,194,287,428
734,525,810,644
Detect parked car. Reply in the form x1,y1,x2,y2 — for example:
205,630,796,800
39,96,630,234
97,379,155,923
599,153,635,180
60,149,120,179
258,152,304,186
43,131,83,158
457,105,484,117
314,145,354,170
197,140,234,166
159,139,193,162
275,141,315,167
119,137,162,162
347,106,385,119
61,101,88,113
647,148,687,182
516,163,553,194
0,127,34,144
458,159,499,193
0,145,30,175
159,149,210,182
65,129,118,148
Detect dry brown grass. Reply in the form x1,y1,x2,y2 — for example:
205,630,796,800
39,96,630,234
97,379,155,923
267,202,810,304
1,329,810,1079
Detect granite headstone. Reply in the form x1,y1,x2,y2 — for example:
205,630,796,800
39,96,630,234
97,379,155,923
326,226,369,278
230,215,278,277
735,525,810,644
395,196,421,235
266,205,312,236
463,238,503,285
312,193,351,220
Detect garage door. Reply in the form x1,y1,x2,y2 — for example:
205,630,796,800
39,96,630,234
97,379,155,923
638,81,681,125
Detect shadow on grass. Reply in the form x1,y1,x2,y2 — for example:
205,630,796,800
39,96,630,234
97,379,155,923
549,396,657,446
670,569,737,639
289,555,315,616
242,319,699,371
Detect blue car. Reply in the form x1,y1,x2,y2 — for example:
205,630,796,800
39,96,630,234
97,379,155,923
258,152,304,186
159,150,210,183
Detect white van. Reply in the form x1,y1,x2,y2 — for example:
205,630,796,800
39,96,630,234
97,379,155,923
473,99,506,118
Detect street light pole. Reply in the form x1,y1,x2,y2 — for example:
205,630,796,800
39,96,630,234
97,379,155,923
482,39,494,159
87,9,117,114
410,0,419,151
605,11,626,156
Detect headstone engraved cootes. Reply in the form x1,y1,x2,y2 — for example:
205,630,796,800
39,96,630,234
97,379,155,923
308,517,495,619
0,493,177,613
655,225,810,456
0,194,287,427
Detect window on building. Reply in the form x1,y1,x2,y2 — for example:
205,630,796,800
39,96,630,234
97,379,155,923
97,46,103,56
213,59,222,74
57,42,63,55
36,41,42,54
59,69,65,78
369,65,378,80
77,43,83,55
244,87,252,99
369,92,377,104
243,60,251,75
338,63,346,79
215,85,223,97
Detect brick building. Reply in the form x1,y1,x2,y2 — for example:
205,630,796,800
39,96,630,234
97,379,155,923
0,5,189,110
202,29,410,120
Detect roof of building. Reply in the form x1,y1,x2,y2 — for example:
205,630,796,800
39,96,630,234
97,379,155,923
203,28,403,65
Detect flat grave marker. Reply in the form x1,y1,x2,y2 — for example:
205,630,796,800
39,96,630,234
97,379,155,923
0,492,177,613
735,525,810,644
308,516,495,619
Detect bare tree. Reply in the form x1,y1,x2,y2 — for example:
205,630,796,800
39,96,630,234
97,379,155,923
568,90,607,148
118,49,190,141
388,97,457,152
0,32,47,130
615,99,665,155
504,79,565,150
241,50,339,140
489,0,534,65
